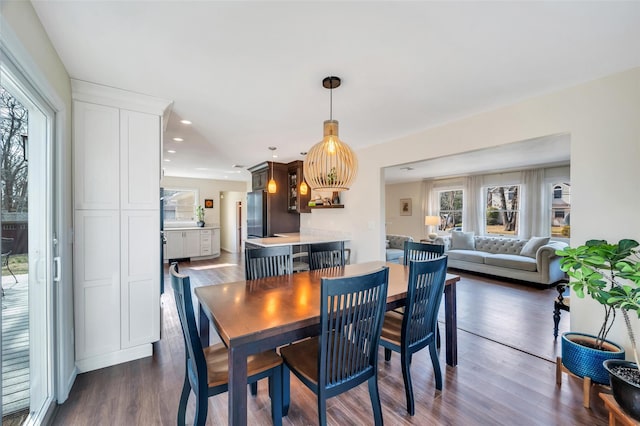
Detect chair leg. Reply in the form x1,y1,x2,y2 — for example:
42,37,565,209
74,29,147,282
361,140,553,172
269,366,283,426
553,304,561,340
429,341,443,391
318,394,327,426
177,372,191,426
250,381,258,396
4,257,17,283
368,375,384,426
282,363,290,416
384,347,392,361
400,351,415,416
193,387,208,426
436,324,441,348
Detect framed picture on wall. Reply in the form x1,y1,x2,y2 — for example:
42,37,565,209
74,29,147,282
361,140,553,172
400,198,412,216
204,199,214,208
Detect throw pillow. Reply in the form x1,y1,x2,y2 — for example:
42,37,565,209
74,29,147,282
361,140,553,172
451,231,475,250
520,236,550,258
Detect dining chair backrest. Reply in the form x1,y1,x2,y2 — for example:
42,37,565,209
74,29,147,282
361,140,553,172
1,237,14,256
402,256,448,351
170,263,207,390
403,241,444,265
245,245,293,280
309,241,345,270
318,266,389,395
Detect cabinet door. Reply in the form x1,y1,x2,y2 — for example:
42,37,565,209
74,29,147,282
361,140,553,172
211,228,221,256
184,230,201,257
252,169,268,190
74,101,120,210
121,110,160,210
74,210,120,360
165,230,184,260
121,210,160,348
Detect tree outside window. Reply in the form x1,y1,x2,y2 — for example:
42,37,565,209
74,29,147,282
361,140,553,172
1,85,29,215
485,185,519,235
551,182,571,238
438,190,463,231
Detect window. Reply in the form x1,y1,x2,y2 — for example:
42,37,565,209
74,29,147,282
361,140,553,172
551,182,570,238
437,190,463,231
485,185,520,236
163,188,197,223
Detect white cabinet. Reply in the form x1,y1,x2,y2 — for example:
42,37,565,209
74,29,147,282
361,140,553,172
166,230,201,259
72,80,169,372
164,228,220,261
200,229,212,256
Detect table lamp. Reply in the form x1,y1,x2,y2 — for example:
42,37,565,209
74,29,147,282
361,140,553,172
425,215,440,242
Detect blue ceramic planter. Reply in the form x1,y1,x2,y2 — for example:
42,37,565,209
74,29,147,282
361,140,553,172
561,332,625,385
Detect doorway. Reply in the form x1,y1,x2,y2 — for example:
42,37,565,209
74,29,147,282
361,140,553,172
1,61,55,424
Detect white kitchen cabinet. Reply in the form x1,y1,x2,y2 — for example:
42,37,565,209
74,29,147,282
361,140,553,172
164,227,220,261
211,228,221,256
165,229,201,259
72,80,170,372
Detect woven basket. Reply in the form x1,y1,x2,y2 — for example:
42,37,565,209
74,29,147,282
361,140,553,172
561,332,625,384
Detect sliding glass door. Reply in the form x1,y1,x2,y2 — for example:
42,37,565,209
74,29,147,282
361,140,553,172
1,60,55,424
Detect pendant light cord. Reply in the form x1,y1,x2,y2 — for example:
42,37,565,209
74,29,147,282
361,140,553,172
329,79,333,121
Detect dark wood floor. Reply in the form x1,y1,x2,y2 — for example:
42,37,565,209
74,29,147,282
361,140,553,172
52,252,608,425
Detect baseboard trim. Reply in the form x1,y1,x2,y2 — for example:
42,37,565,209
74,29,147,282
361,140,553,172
76,344,152,373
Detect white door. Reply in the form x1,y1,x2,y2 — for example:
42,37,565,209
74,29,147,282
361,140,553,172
1,65,55,422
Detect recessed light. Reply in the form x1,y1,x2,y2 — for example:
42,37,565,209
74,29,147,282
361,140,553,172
173,137,184,142
164,159,171,162
195,167,210,171
167,150,176,154
180,120,192,125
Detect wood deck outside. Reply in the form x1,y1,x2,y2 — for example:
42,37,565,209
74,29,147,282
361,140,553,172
1,274,30,417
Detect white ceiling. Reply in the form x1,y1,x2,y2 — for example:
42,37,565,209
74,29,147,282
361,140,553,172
31,1,640,183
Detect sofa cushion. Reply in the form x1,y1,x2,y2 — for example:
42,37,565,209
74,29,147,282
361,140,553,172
520,236,550,258
451,231,475,250
484,254,538,272
475,237,527,255
447,249,490,264
386,248,404,263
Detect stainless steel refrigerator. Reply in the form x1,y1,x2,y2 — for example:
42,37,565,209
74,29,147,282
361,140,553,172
247,190,268,238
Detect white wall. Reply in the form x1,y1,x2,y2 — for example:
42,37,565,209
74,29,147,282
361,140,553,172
302,68,640,356
385,181,424,241
161,176,248,227
1,1,75,402
220,191,246,253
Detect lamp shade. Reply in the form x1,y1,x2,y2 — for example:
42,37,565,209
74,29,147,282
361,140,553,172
425,216,440,226
303,120,358,192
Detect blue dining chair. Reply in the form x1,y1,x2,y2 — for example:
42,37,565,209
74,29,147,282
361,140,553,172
308,241,346,270
380,256,448,416
245,245,293,280
170,263,284,426
403,241,444,265
280,267,389,426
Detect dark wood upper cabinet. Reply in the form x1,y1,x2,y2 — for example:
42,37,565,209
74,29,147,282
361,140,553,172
287,161,311,214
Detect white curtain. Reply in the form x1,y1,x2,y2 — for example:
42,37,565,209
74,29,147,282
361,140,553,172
421,180,436,238
463,175,484,234
520,169,549,238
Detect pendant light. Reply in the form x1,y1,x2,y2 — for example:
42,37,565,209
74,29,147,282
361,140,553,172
299,180,308,195
303,76,358,192
267,147,277,194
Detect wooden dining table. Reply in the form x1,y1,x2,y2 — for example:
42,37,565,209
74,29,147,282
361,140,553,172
195,261,460,426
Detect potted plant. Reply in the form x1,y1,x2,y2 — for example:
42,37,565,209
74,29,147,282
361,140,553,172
196,205,205,227
558,239,640,419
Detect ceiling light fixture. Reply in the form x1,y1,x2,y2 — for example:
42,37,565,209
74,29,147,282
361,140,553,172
304,76,358,192
173,137,184,142
167,150,176,154
267,147,277,194
180,120,192,125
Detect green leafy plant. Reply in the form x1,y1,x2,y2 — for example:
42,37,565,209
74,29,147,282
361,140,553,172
557,239,640,368
196,205,205,222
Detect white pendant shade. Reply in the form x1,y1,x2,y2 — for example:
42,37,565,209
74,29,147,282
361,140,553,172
304,120,358,192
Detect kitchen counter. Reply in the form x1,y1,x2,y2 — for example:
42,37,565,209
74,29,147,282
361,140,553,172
163,225,220,231
246,232,348,248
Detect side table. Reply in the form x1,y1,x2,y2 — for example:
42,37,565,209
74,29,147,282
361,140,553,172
600,393,640,426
